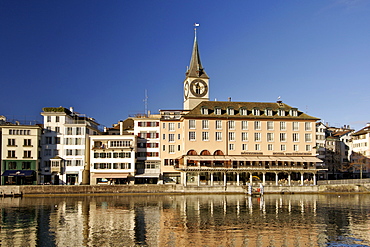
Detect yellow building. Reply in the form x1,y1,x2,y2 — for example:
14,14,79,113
160,31,322,186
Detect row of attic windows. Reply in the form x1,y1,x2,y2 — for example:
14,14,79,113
201,107,298,117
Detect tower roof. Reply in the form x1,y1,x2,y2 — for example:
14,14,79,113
186,36,209,79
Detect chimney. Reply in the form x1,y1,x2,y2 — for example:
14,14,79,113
120,121,124,135
228,97,231,102
69,107,74,113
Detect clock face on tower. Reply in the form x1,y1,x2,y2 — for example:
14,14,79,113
190,79,208,97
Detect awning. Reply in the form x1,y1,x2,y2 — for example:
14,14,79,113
184,155,322,163
91,173,130,179
135,173,160,178
2,170,34,176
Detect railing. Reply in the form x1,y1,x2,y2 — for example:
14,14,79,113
318,178,370,185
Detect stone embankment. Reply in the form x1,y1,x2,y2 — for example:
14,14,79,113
1,183,370,197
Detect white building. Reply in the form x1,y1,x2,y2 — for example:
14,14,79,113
40,107,101,185
89,134,136,185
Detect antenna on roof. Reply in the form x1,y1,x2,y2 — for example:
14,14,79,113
144,89,148,117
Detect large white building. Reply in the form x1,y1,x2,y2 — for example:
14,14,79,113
351,123,370,178
40,107,101,185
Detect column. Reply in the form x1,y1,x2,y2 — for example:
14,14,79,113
211,172,214,186
275,173,279,186
262,172,266,185
236,173,240,186
224,172,227,186
301,172,304,186
288,173,291,186
197,173,201,186
313,173,316,185
183,172,187,186
249,173,253,184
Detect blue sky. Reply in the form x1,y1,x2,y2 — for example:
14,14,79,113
1,0,370,130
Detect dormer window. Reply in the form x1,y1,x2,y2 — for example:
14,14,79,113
240,107,247,116
290,108,298,117
227,107,234,115
252,108,260,116
266,108,273,116
214,107,222,115
278,109,285,116
201,107,208,115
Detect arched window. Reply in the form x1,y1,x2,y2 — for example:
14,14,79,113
213,150,224,156
200,150,211,155
187,150,198,155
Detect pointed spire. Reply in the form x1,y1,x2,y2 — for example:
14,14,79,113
186,24,209,79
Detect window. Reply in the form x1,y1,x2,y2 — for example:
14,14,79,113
169,123,175,131
163,134,166,140
169,145,175,153
76,127,82,135
280,145,286,151
189,120,196,129
178,145,181,151
55,116,60,122
229,143,235,150
110,140,131,147
8,139,15,146
280,122,286,131
293,133,299,142
202,132,209,141
306,145,312,151
267,133,274,142
252,108,260,116
242,144,248,151
305,133,312,142
75,160,82,166
46,126,51,132
24,139,31,146
189,132,196,141
22,162,31,169
255,144,260,151
55,127,60,133
242,121,248,130
254,121,261,130
293,144,299,151
240,108,247,115
46,137,52,144
291,109,298,116
47,116,51,122
228,132,235,141
178,134,181,140
202,120,209,129
280,133,286,142
54,149,59,156
8,162,17,169
66,127,73,135
23,151,31,158
201,107,208,115
55,137,60,144
162,145,166,151
216,120,222,130
228,120,235,130
215,108,222,115
254,133,261,142
162,123,166,129
267,121,274,130
215,132,222,141
266,109,273,116
241,132,248,141
169,134,175,142
66,149,73,156
293,122,299,131
278,109,285,116
8,150,16,158
74,138,81,145
268,144,273,151
45,149,51,156
305,122,312,131
227,107,234,115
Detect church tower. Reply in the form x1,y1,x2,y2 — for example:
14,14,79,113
183,27,209,110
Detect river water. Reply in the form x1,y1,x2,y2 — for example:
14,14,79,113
1,194,370,247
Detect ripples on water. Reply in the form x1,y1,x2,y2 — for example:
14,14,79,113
1,194,370,247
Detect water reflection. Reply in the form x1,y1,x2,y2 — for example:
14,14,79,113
1,194,370,246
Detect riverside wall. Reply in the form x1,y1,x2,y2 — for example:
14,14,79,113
1,183,370,196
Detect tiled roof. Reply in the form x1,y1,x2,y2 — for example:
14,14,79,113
353,126,370,136
184,101,320,120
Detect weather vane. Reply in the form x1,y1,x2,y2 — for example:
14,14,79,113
194,23,200,38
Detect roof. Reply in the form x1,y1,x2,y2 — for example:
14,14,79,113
184,101,320,120
185,36,209,79
352,126,370,136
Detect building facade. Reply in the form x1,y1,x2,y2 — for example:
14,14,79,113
1,124,42,185
351,123,370,178
40,107,101,185
160,32,323,186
